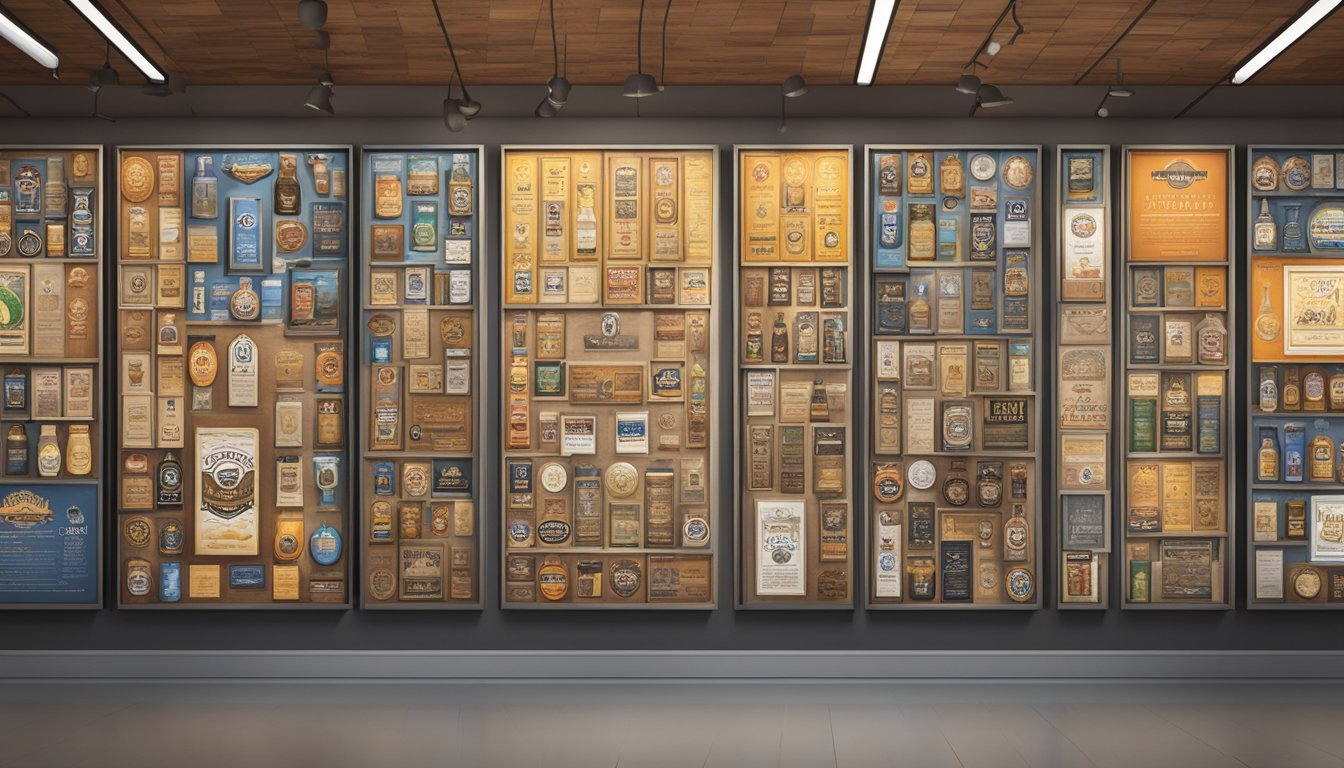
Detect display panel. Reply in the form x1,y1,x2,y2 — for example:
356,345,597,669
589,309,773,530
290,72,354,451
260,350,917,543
359,147,483,608
1120,146,1233,609
1246,144,1344,607
1055,146,1112,608
500,146,718,609
114,146,352,607
864,146,1041,608
0,146,102,608
735,146,854,608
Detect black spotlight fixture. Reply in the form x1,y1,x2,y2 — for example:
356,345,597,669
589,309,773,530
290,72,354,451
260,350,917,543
954,72,981,95
535,98,558,118
305,71,334,114
975,83,1013,108
443,94,467,132
622,0,659,97
782,74,808,98
298,0,327,29
431,0,480,125
540,0,571,114
86,45,118,93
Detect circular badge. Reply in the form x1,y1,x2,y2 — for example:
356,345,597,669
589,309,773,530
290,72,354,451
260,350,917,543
539,462,568,493
908,460,937,490
970,153,996,181
276,531,300,559
120,156,155,203
16,231,41,257
605,462,639,498
941,196,959,211
1001,155,1033,189
275,220,308,252
658,412,677,430
309,523,343,567
126,559,152,597
123,517,152,548
1283,156,1311,191
683,516,709,544
1006,567,1035,602
368,568,396,601
943,477,970,506
537,519,572,545
508,521,533,544
610,559,642,598
188,340,218,387
158,520,183,554
1294,568,1322,599
403,465,430,497
367,314,396,337
873,464,904,503
538,558,569,601
1252,156,1280,191
783,157,808,186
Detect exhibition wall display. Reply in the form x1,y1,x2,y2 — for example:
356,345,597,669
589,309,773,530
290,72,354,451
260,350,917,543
1120,146,1234,609
865,145,1042,608
499,146,718,608
0,146,102,608
114,145,353,607
1247,145,1344,607
735,146,854,608
359,147,484,608
1055,146,1112,608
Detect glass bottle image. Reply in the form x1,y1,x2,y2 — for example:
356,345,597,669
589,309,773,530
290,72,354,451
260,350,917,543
448,153,474,216
1284,423,1305,483
36,424,59,478
1257,427,1280,482
1253,198,1277,251
1311,432,1334,482
1195,313,1227,365
307,154,331,196
1255,283,1280,342
908,281,931,331
1282,203,1307,253
157,450,183,507
770,313,789,363
190,155,217,219
1259,366,1278,412
1003,503,1029,562
744,312,763,363
5,424,28,475
65,424,91,476
274,153,301,215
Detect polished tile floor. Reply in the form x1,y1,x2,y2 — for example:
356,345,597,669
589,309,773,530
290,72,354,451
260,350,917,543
1,681,1341,767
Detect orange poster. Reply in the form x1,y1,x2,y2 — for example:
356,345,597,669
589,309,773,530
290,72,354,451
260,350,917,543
1127,150,1229,262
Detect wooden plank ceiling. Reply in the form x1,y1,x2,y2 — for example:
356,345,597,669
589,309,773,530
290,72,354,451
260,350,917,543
0,0,1338,86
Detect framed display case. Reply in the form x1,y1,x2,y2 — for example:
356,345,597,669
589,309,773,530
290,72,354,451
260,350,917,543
0,146,103,608
114,145,354,608
358,146,484,608
1246,144,1344,608
863,145,1042,609
735,145,855,608
1055,146,1112,609
1119,145,1234,609
499,146,719,609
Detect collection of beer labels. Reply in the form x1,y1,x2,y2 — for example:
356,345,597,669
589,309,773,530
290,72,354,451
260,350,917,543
0,147,102,606
1121,148,1233,608
1248,145,1344,607
738,147,854,606
116,146,351,606
501,148,717,607
361,149,480,607
868,147,1040,607
1057,147,1112,608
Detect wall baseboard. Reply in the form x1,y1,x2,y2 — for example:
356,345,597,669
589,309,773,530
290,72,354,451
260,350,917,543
2,650,1341,681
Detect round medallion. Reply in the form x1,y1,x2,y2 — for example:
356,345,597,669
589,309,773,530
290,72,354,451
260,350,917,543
941,196,959,211
1006,567,1035,602
1283,156,1311,191
1252,155,1280,191
123,517,152,548
538,557,569,601
276,530,301,559
275,220,308,252
539,462,568,493
908,460,937,490
605,462,639,498
368,568,397,601
1294,568,1322,599
537,519,572,545
683,516,710,544
440,317,467,345
783,157,808,186
943,477,970,506
16,231,41,257
970,153,996,181
120,156,155,203
308,523,343,567
367,314,396,337
610,559,642,598
508,521,533,544
658,412,677,430
1001,155,1033,189
403,465,430,497
873,464,904,503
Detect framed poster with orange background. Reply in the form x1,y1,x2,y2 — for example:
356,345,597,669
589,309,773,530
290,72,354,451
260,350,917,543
1127,150,1229,262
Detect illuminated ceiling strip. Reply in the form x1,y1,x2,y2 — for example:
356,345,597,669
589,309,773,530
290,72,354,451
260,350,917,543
1232,0,1341,84
65,0,165,82
0,3,59,70
855,0,899,86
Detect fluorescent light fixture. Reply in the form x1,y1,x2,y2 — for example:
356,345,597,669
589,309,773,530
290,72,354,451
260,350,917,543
855,0,899,85
0,3,59,70
64,0,165,82
1233,0,1341,84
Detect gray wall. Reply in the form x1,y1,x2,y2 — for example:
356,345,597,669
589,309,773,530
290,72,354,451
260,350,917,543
3,115,1343,651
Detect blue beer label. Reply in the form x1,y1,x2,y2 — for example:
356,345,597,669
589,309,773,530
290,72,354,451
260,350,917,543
229,197,263,270
433,459,471,494
373,462,395,495
970,213,996,260
260,278,284,320
509,460,532,493
880,210,901,248
371,338,392,364
310,202,346,254
309,524,343,566
616,419,646,440
69,188,95,256
229,564,265,589
651,367,682,397
159,562,181,602
13,163,41,215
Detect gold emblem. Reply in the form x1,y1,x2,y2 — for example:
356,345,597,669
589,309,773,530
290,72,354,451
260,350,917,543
188,340,218,387
605,462,639,498
1001,155,1033,189
275,220,308,252
123,516,152,548
224,161,274,184
120,156,155,203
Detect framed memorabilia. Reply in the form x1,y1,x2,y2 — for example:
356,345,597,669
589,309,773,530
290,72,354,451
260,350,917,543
1055,147,1113,609
736,146,853,608
360,147,483,608
501,146,718,609
865,146,1041,609
1121,145,1233,609
114,145,353,608
0,146,103,608
1246,144,1344,609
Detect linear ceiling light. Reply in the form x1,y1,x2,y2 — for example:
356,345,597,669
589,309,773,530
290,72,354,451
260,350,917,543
855,0,899,85
64,0,165,82
1232,0,1341,84
0,3,59,70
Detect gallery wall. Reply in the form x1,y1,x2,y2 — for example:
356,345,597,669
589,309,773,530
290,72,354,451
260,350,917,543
2,115,1343,651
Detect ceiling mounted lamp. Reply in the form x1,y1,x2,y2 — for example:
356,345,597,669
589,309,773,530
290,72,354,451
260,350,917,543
535,97,558,118
975,83,1013,108
297,0,327,29
142,73,185,97
541,0,571,113
1108,59,1132,98
954,72,980,95
962,0,1025,71
0,2,59,71
304,71,334,114
782,74,808,98
86,45,118,92
64,0,165,82
431,0,480,124
1234,0,1342,83
443,96,467,132
622,0,660,96
855,0,899,85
